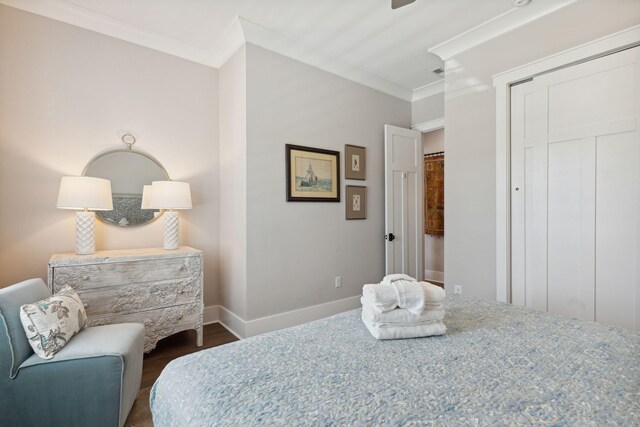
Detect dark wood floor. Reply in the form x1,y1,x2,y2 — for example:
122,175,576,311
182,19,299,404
141,323,238,388
125,323,238,426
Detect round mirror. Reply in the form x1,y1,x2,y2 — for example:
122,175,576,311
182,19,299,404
83,150,169,227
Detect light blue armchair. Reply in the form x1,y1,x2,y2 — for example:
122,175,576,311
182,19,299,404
0,278,144,427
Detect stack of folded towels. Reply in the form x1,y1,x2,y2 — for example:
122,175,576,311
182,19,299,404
361,274,446,340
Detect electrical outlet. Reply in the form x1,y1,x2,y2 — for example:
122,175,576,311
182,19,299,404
453,285,462,295
335,276,342,288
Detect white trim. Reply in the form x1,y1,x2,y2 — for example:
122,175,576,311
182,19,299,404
412,80,444,102
429,0,579,61
0,0,216,66
237,18,412,101
493,25,640,303
0,1,414,102
213,295,361,339
412,118,445,133
424,269,445,283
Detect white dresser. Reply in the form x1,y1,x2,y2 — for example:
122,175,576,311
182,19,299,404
48,246,203,352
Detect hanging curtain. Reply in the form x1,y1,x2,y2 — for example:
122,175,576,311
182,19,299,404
424,153,444,236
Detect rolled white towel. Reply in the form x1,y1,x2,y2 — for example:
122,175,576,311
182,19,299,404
362,284,397,312
361,297,444,326
380,273,417,286
362,312,446,340
362,281,446,315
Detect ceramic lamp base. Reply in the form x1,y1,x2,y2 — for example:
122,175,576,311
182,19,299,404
75,211,95,255
164,211,179,250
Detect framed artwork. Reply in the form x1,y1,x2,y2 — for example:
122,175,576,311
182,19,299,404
424,154,444,236
285,144,340,202
344,144,366,180
345,185,367,220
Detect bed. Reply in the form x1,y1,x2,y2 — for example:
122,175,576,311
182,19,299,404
150,295,639,426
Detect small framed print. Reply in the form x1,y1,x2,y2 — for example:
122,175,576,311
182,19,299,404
346,185,367,220
345,144,366,180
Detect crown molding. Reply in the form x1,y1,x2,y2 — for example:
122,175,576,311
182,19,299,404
1,1,414,101
234,17,413,101
412,118,444,132
411,80,444,102
429,0,579,60
0,0,217,66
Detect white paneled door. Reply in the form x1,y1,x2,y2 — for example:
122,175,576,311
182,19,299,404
384,125,423,280
511,47,640,331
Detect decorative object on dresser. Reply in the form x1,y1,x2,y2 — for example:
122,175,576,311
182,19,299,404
83,133,169,227
149,181,192,250
344,144,366,180
57,176,113,255
48,247,204,353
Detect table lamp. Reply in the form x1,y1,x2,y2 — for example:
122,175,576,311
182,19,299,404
57,176,113,255
149,181,192,250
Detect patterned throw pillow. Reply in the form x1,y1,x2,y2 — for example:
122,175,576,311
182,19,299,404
19,285,87,359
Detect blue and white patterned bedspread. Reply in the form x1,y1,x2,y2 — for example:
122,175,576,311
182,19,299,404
150,295,639,426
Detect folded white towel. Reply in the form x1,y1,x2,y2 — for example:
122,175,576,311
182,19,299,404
362,312,446,340
362,281,446,315
380,273,417,286
361,298,444,326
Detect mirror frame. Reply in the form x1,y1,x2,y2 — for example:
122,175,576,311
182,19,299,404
82,148,170,228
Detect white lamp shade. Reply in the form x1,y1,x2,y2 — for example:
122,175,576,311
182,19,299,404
140,185,153,209
57,176,113,211
149,181,192,209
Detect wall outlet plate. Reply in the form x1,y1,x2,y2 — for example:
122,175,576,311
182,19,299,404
454,285,462,295
335,276,342,288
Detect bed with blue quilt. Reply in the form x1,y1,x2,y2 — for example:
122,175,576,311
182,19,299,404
150,295,639,426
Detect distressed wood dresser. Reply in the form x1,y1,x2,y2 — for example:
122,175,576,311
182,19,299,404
48,246,203,352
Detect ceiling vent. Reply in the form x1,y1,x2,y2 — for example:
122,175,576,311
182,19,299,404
431,67,445,77
513,0,532,7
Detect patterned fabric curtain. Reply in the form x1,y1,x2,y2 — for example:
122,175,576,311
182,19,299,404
424,154,444,236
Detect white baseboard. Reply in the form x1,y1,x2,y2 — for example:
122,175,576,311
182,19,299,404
424,269,444,283
203,295,361,339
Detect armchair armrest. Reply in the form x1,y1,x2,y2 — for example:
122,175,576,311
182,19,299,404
9,323,144,427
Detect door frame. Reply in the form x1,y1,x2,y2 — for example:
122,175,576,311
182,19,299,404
492,25,640,303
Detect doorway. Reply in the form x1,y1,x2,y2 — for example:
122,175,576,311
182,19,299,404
422,129,444,285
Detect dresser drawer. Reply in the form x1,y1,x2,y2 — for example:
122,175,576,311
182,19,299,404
52,256,201,292
79,279,201,317
86,302,202,352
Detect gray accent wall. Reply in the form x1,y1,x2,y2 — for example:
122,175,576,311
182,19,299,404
443,0,640,299
243,44,411,320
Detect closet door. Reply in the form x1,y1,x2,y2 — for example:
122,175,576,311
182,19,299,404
511,46,640,331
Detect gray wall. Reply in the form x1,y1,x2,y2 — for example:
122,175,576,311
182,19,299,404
0,6,221,307
244,44,411,320
444,0,640,299
219,46,247,318
412,92,444,126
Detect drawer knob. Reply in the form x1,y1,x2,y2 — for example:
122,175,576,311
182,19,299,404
83,276,90,281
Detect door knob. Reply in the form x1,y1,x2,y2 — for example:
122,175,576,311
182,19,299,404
385,233,396,242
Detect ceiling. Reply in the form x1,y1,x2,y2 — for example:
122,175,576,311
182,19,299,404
1,0,578,101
